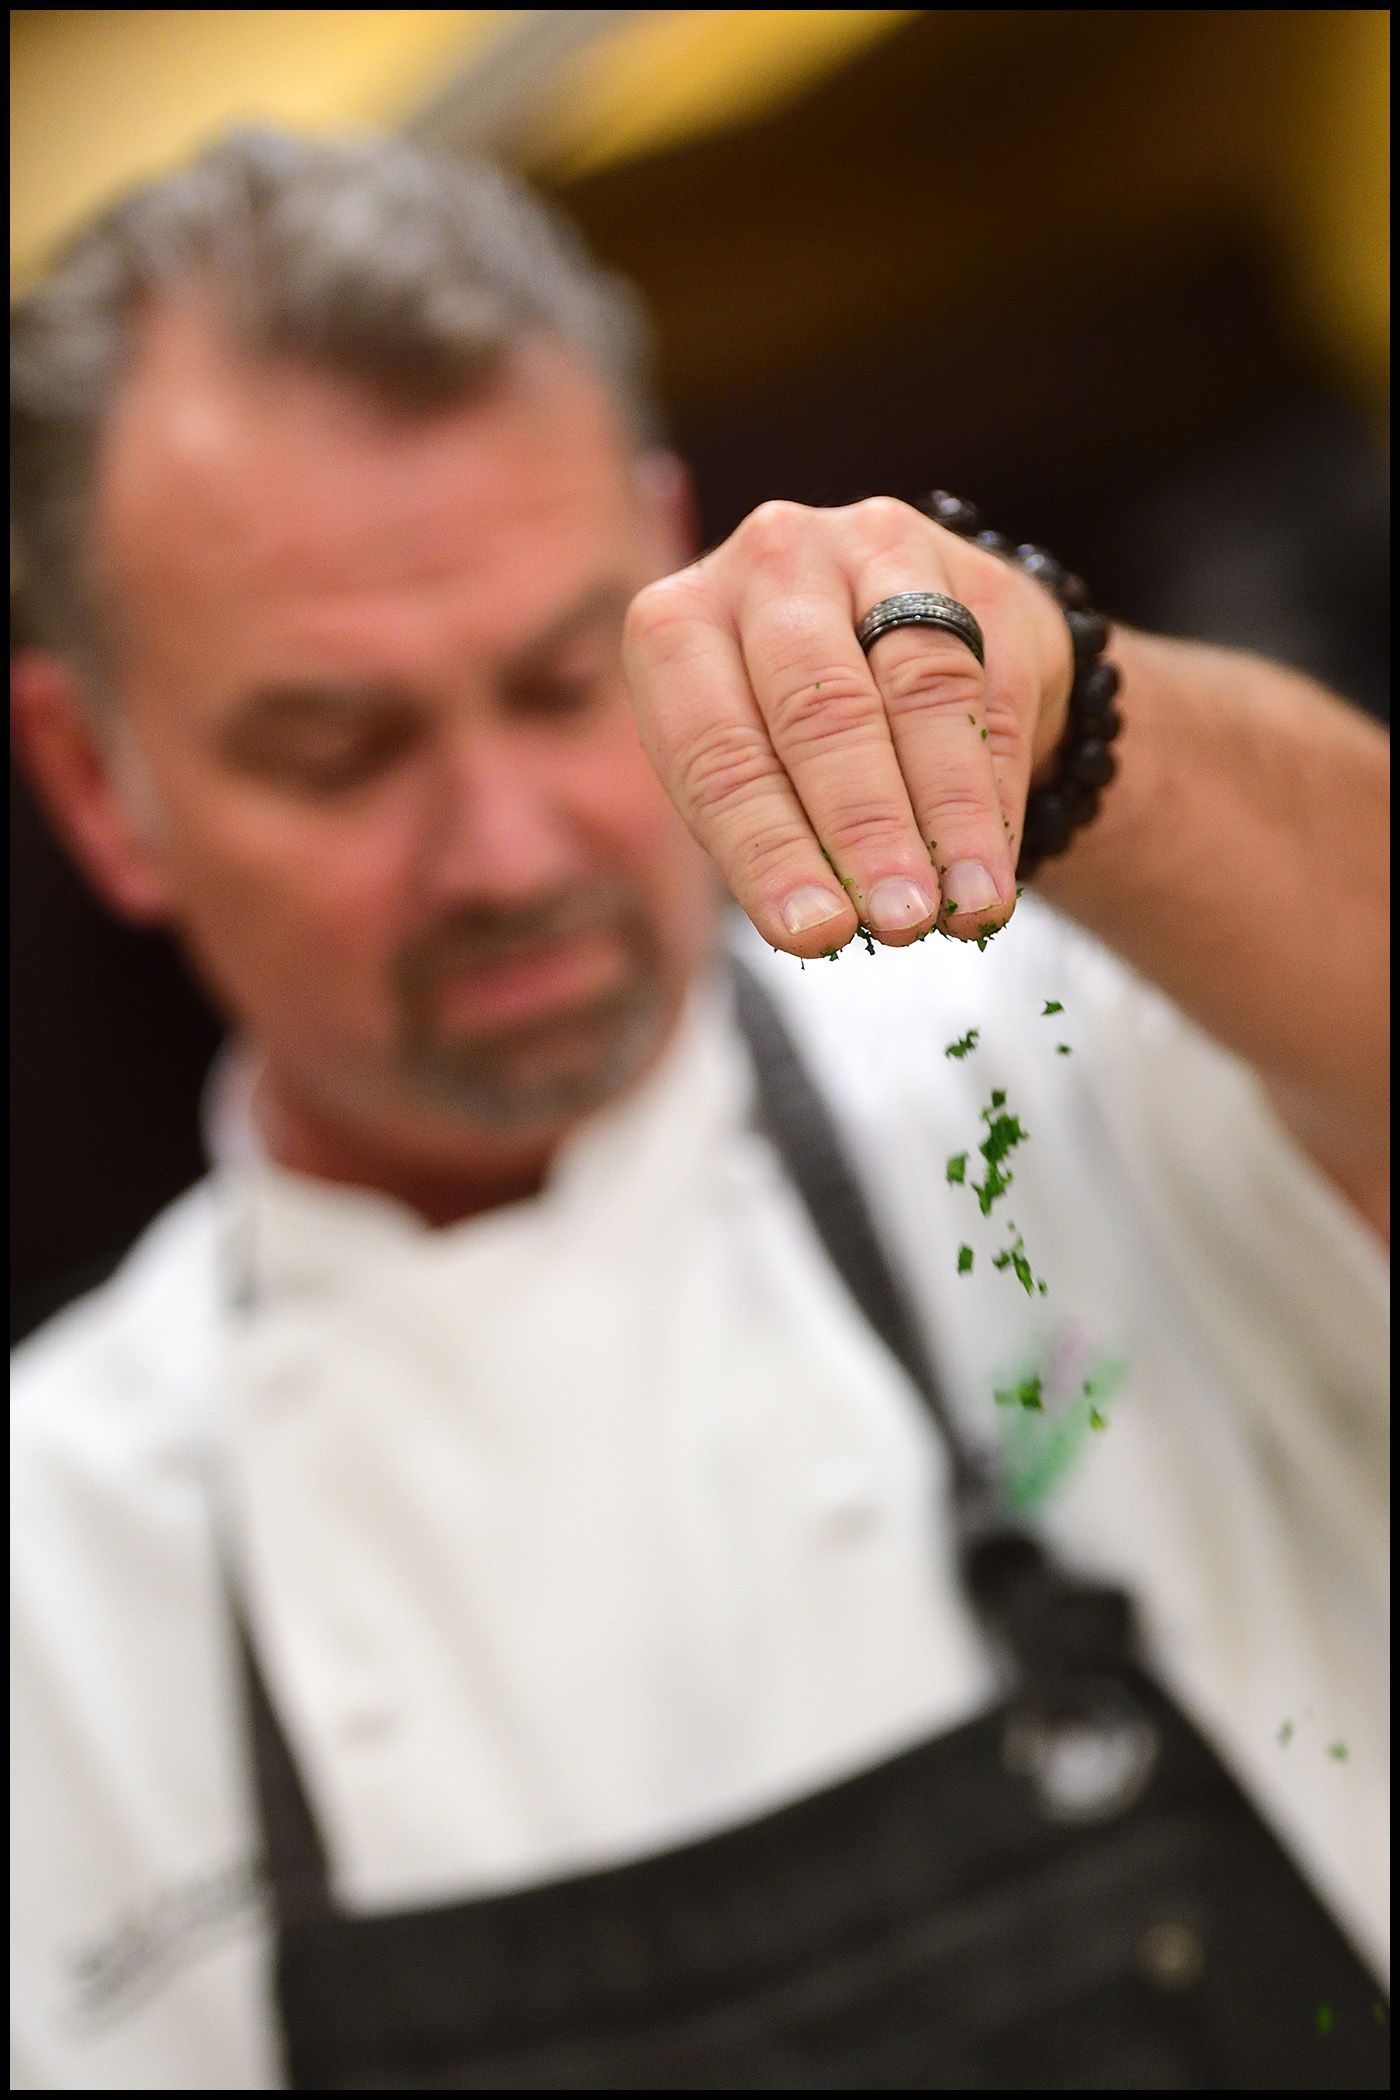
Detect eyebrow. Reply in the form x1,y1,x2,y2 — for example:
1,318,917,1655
224,581,635,733
502,581,633,679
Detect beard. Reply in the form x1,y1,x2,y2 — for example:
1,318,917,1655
388,884,670,1132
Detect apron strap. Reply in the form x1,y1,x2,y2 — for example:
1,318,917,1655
729,957,1139,1683
231,1601,338,1928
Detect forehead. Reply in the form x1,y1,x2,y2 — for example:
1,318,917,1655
95,301,639,676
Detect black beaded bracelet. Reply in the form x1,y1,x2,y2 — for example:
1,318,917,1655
917,490,1123,882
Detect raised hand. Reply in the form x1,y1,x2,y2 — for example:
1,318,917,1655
623,495,1075,956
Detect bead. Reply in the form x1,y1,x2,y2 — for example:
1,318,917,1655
975,529,1014,556
1066,740,1117,790
1063,780,1101,825
1067,609,1110,659
1072,659,1120,717
921,490,979,534
1097,702,1123,743
1024,789,1072,857
1059,572,1091,611
1015,545,1068,596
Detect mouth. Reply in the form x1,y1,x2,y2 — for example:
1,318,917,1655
420,929,630,1035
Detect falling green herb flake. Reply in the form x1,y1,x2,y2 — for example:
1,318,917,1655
969,1091,1028,1217
946,1152,969,1185
1278,1720,1294,1747
1042,1000,1064,1016
995,1375,1045,1412
967,713,977,726
1088,1406,1107,1431
944,1029,980,1060
824,946,842,962
1327,1741,1349,1762
991,1230,1041,1297
956,1244,974,1274
1056,1043,1072,1055
980,727,989,740
990,1089,1006,1109
857,925,877,957
1316,2005,1334,2036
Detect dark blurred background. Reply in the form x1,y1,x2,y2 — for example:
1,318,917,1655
10,9,1390,1340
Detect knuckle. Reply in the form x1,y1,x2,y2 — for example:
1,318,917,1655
828,801,919,864
623,573,705,654
922,785,1000,831
878,646,985,719
767,667,878,749
675,715,785,817
851,493,919,549
738,499,811,566
733,827,836,899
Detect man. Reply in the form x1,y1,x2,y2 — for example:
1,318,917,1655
10,129,1388,2089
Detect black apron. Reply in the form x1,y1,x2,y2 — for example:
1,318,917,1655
232,962,1389,2089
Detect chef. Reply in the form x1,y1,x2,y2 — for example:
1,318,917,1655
11,128,1388,2089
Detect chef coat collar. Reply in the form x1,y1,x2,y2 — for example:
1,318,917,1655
201,953,751,1310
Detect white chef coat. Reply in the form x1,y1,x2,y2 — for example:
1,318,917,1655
11,901,1389,2090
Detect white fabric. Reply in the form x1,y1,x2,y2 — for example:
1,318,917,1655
11,901,1389,2090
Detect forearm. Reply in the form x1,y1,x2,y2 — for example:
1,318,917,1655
1034,628,1389,1233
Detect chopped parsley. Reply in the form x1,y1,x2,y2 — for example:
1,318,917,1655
1088,1406,1107,1431
856,924,877,957
1056,1043,1072,1055
1278,1720,1294,1747
1328,1740,1349,1762
1042,1000,1064,1016
956,1244,974,1274
972,1095,1027,1217
1316,2005,1334,2036
995,1375,1045,1412
944,1029,980,1060
991,1229,1042,1298
946,1153,968,1185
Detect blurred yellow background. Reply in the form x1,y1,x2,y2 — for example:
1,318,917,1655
11,9,1389,408
9,9,1391,1336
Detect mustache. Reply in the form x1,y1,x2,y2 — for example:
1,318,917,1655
394,887,643,1001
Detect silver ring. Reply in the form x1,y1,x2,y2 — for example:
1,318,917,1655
856,590,985,667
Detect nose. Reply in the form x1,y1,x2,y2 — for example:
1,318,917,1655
418,730,580,912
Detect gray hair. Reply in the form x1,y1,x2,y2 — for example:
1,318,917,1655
10,126,662,684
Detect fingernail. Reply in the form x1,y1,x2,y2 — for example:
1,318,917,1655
866,876,937,933
943,861,1000,915
781,886,849,936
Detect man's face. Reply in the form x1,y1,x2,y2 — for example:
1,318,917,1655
90,304,717,1162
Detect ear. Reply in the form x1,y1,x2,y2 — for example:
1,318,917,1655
10,651,175,924
632,449,701,575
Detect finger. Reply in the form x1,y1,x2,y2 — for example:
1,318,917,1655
731,511,943,945
855,558,1029,938
622,571,859,956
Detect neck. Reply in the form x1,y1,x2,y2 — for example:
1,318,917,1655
251,1065,560,1227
